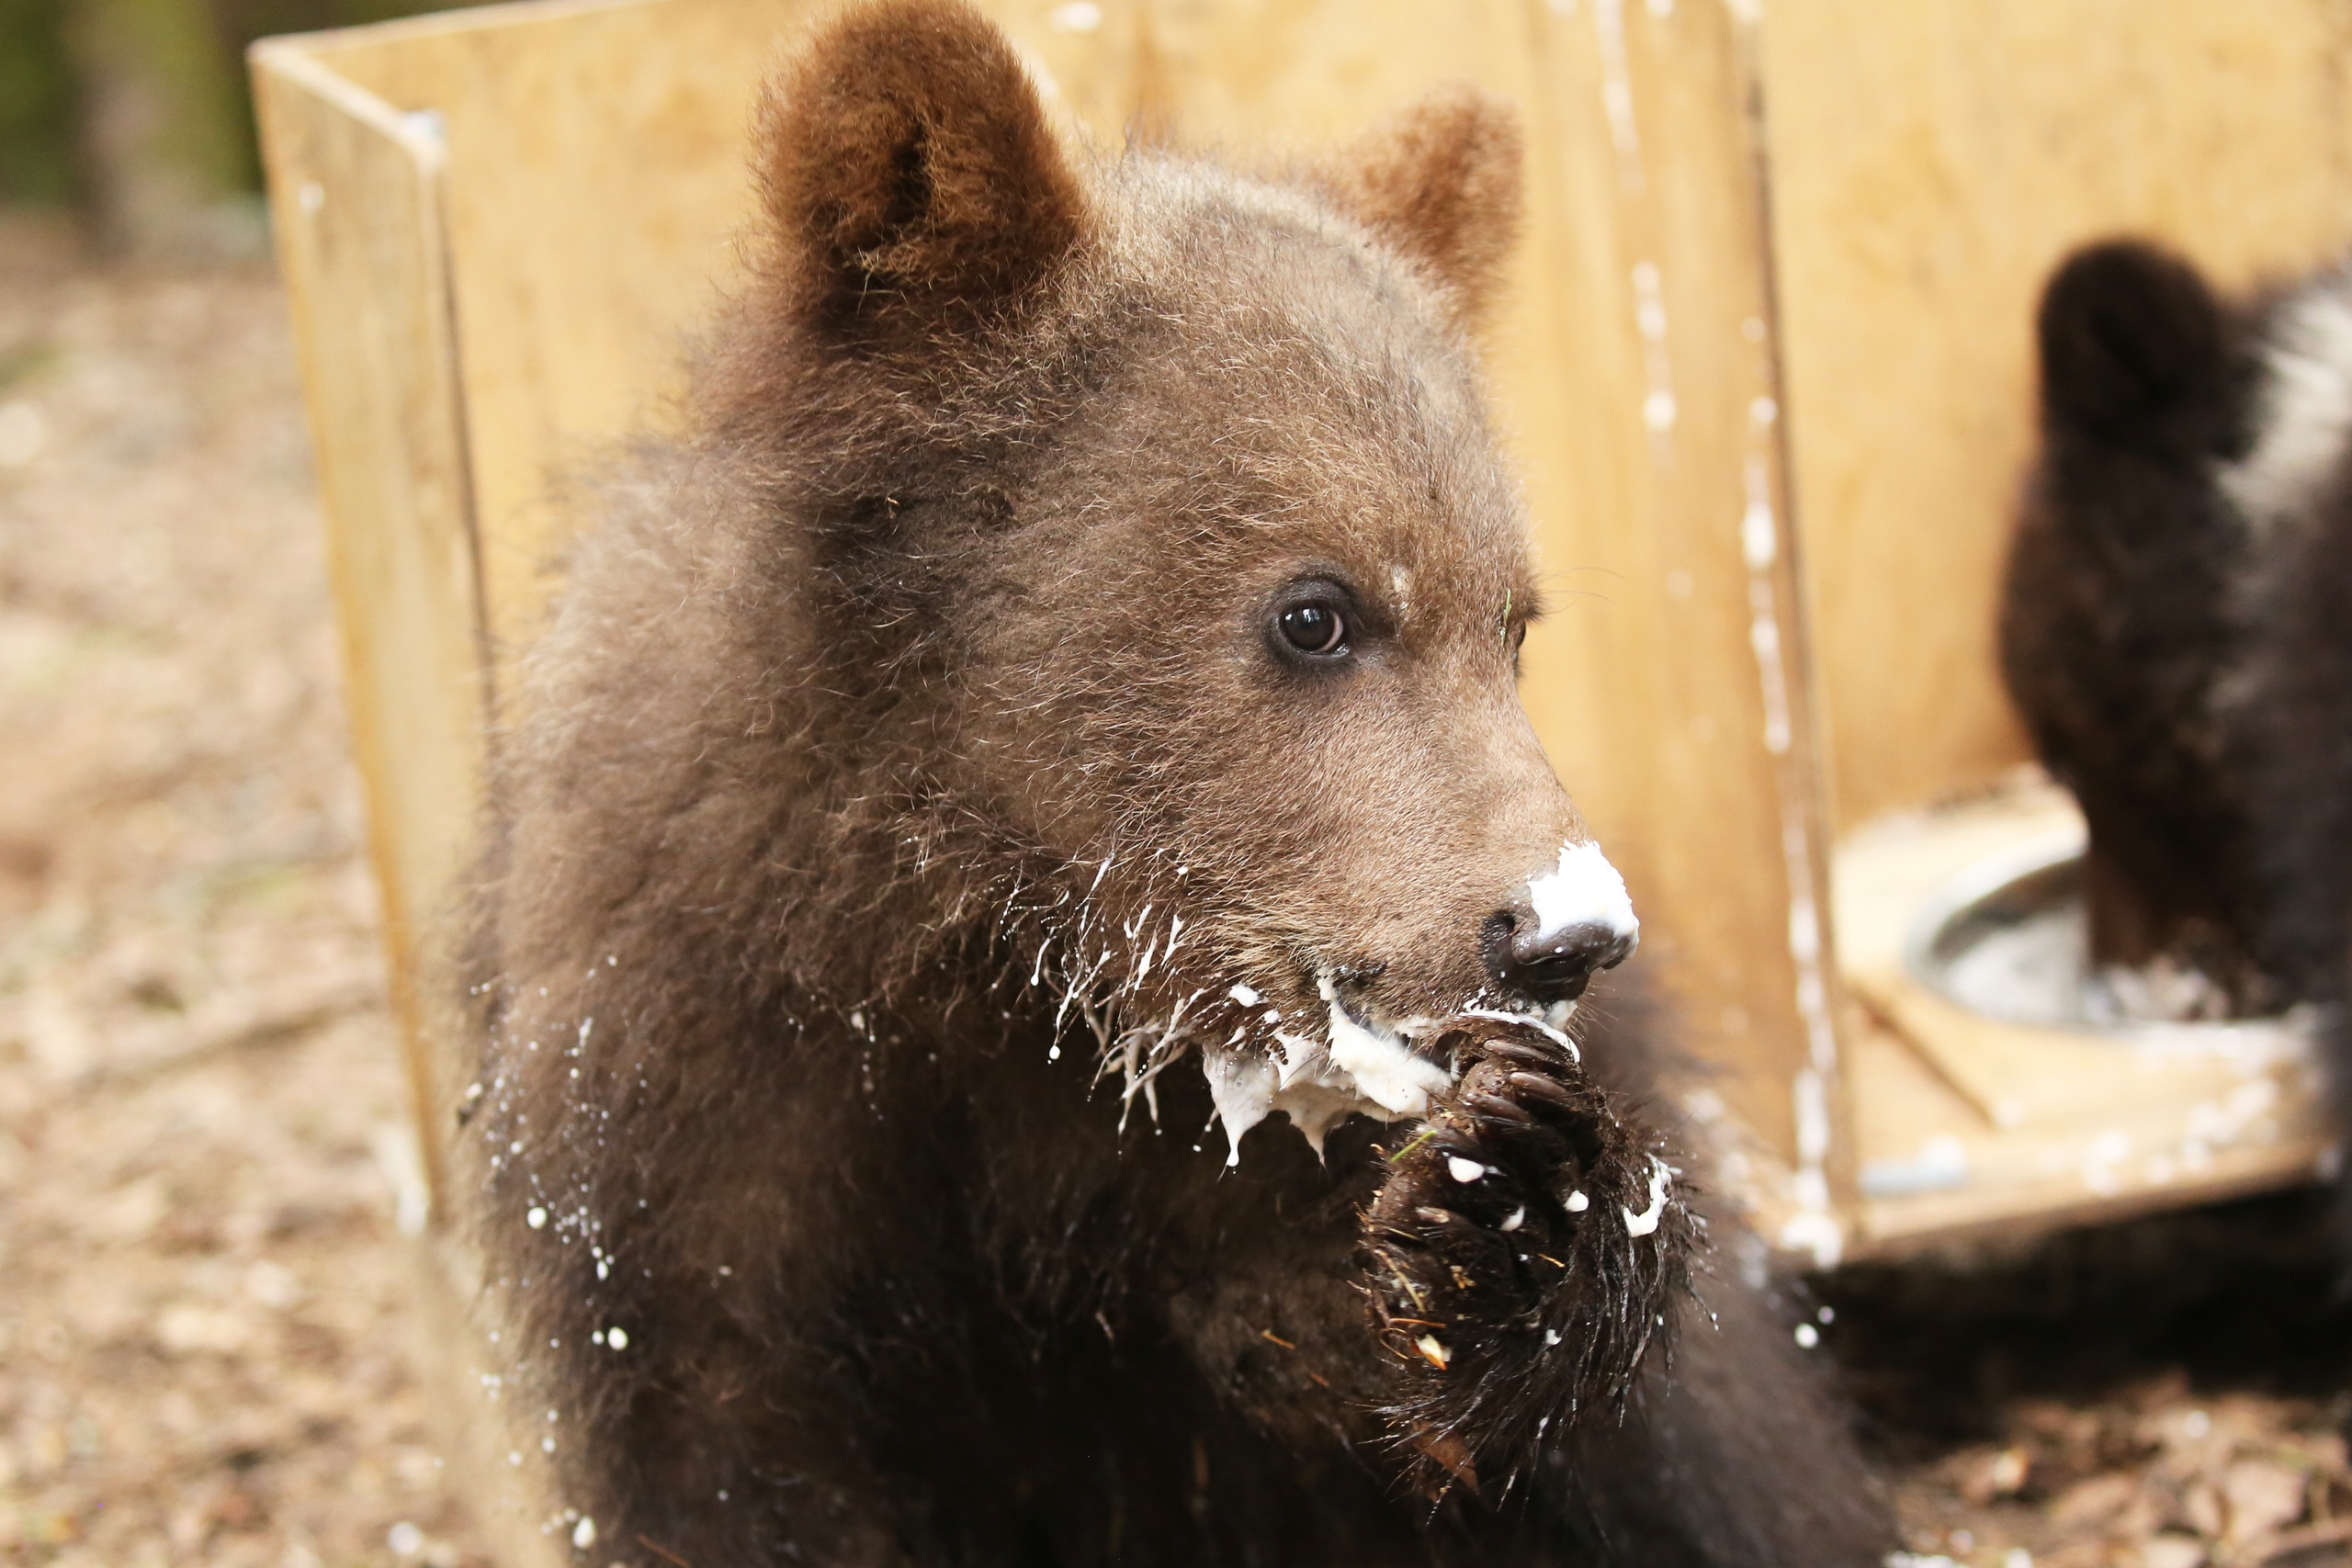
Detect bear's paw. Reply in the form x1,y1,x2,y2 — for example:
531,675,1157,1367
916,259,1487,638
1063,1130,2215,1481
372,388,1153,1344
1357,1014,1691,1498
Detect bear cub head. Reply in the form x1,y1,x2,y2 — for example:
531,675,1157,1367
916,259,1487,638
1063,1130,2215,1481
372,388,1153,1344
680,0,1643,1133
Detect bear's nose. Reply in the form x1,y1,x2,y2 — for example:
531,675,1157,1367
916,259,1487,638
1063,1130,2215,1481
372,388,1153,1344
1482,908,1638,1003
1483,840,1641,1004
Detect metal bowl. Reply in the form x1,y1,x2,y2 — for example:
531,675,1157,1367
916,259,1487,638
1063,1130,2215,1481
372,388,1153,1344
1905,833,2094,1027
1902,834,2312,1045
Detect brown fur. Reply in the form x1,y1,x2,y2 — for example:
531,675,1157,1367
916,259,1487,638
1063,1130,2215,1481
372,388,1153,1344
1317,89,1522,329
755,0,1087,344
458,5,1891,1562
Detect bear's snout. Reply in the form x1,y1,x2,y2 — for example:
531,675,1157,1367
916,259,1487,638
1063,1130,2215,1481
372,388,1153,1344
1481,840,1641,1005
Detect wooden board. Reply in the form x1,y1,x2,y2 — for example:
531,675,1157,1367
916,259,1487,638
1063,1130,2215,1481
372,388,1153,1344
251,41,485,1231
1841,1015,2333,1256
252,40,569,1568
1760,0,2352,828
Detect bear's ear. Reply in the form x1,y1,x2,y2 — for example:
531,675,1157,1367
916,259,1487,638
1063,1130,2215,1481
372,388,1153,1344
2037,240,2234,457
1320,88,1523,329
757,0,1087,341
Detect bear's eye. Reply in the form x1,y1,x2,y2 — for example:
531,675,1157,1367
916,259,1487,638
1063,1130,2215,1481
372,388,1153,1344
1277,602,1348,657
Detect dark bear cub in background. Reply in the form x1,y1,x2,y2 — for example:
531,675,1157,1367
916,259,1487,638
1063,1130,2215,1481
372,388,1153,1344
2001,241,2271,1016
462,4,1892,1563
2004,239,2352,1110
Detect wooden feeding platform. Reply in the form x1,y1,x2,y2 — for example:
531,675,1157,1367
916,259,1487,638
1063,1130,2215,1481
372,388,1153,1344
252,0,2352,1550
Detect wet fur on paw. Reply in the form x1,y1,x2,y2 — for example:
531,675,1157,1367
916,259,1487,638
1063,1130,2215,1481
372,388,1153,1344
1362,1014,1691,1499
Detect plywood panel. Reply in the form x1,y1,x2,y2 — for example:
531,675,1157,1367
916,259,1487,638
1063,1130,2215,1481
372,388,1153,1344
252,43,485,1217
1843,1010,2332,1255
296,0,1148,671
1517,0,1847,1231
302,0,810,667
251,44,564,1566
1762,0,2352,827
1717,995,2331,1260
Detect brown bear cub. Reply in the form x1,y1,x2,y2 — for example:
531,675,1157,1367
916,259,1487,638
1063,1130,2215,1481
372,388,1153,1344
461,4,1892,1562
2004,242,2352,1159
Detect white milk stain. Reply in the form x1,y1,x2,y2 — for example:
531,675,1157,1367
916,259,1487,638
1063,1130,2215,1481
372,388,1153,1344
1623,1156,1673,1237
1589,0,1645,192
1461,1007,1581,1063
1524,841,1639,946
1316,974,1454,1116
1631,261,1677,446
1201,973,1456,1167
1738,379,1844,1267
1585,0,1676,463
1194,847,1636,1166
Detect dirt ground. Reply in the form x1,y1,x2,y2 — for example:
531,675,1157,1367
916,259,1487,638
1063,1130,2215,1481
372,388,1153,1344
4,213,2352,1568
0,215,490,1566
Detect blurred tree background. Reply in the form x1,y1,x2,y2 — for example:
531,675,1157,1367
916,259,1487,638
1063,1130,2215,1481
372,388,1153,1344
0,0,467,254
